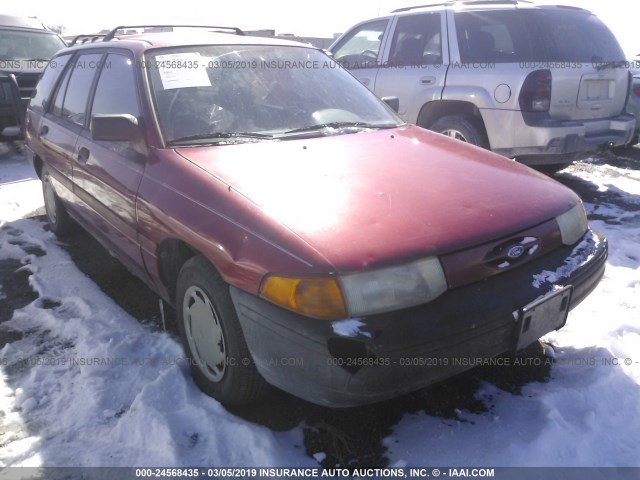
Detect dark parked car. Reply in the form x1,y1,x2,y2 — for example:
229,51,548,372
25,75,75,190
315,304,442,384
25,26,607,407
0,14,66,139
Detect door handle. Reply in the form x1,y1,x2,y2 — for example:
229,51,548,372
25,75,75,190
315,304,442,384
39,125,49,135
78,147,90,163
420,76,436,85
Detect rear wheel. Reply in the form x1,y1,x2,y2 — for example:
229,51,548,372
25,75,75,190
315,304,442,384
176,255,268,405
430,115,489,149
613,135,639,155
42,166,75,235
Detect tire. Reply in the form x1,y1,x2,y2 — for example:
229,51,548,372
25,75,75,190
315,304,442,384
430,115,489,149
176,255,268,405
42,166,75,236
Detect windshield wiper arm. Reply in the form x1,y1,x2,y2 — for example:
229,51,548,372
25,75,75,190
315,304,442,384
167,132,274,145
283,122,396,135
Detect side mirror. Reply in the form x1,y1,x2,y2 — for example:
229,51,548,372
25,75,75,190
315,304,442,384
381,96,400,113
91,114,139,141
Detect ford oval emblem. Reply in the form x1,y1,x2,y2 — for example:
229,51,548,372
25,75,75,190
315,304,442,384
507,245,526,259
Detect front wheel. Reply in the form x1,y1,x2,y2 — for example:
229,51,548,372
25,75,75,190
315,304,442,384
430,115,489,149
176,256,268,405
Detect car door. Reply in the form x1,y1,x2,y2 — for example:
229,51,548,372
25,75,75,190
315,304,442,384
72,52,147,277
330,18,391,90
38,52,103,211
373,12,448,123
30,53,77,203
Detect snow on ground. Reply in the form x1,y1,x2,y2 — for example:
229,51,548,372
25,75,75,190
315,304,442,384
0,151,639,468
0,145,43,223
0,152,313,468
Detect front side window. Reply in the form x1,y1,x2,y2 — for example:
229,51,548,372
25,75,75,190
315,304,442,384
90,53,140,118
146,45,402,146
331,20,388,69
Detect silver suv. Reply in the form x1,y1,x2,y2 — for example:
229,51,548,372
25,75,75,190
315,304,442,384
329,1,635,167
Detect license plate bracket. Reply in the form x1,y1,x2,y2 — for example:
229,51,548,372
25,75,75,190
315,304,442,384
515,286,573,351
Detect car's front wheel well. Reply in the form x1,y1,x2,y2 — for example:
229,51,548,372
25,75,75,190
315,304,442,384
418,100,490,149
157,239,200,303
33,155,44,179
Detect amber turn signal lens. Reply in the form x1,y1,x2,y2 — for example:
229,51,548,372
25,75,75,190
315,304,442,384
260,276,348,320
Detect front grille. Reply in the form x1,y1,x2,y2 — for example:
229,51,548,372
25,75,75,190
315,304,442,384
440,218,563,289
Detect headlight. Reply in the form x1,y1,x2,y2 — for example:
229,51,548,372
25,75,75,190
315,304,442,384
260,257,448,319
555,202,588,245
341,257,448,316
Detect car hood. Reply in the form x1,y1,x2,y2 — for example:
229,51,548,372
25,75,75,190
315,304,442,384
175,125,579,271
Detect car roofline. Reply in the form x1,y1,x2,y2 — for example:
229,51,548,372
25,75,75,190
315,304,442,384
103,24,245,42
60,32,317,53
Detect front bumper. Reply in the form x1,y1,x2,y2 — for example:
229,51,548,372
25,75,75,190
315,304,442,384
230,230,607,407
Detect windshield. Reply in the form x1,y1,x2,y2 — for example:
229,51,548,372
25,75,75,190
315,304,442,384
0,29,65,61
145,45,402,145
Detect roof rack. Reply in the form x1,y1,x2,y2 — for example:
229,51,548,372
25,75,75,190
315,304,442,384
392,0,531,13
392,2,453,13
70,34,107,46
103,25,244,42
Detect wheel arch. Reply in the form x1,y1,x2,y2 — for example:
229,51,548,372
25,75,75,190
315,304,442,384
157,238,206,303
417,100,481,128
417,100,490,149
32,154,44,179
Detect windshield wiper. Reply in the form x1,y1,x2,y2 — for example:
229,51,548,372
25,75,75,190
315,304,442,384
167,132,274,146
283,122,397,136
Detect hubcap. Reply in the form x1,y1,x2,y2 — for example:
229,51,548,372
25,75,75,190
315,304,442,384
183,286,226,382
43,178,58,225
441,129,468,142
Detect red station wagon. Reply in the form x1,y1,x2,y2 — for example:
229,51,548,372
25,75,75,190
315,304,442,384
24,26,607,407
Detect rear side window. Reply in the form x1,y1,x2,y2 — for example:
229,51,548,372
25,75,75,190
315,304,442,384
389,13,442,66
52,53,103,126
29,53,72,113
455,10,625,63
